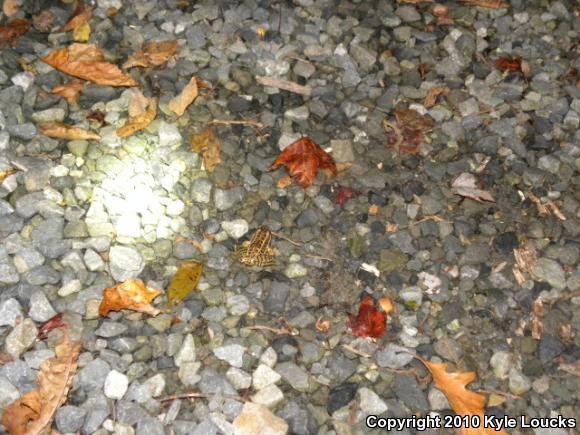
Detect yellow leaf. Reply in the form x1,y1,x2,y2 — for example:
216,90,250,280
421,359,508,435
167,262,203,306
73,22,90,42
0,168,17,183
40,122,100,140
116,97,157,137
190,128,221,172
99,278,162,317
167,76,199,116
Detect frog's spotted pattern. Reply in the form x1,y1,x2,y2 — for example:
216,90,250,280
234,226,276,267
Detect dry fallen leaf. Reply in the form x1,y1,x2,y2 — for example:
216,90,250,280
276,175,292,189
99,278,162,317
123,40,179,69
0,18,29,48
531,297,544,340
127,89,150,118
116,97,157,137
1,334,81,435
424,86,450,108
270,137,337,188
495,57,522,72
32,10,56,33
348,295,388,338
40,122,100,140
190,128,221,172
384,109,434,154
420,358,508,435
559,361,580,377
51,80,84,104
167,262,204,306
59,0,94,32
0,168,17,183
461,0,508,8
167,76,201,116
42,43,137,87
452,172,495,203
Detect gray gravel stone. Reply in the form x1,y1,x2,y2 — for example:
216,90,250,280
95,321,129,338
109,245,144,282
190,178,213,203
55,405,87,433
78,358,111,391
531,258,566,289
32,217,71,259
0,299,24,327
376,344,414,369
28,289,58,322
5,318,39,359
0,376,20,411
276,361,310,392
214,344,245,368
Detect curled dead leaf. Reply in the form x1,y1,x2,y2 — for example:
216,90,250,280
190,127,221,172
452,172,495,203
42,43,137,87
424,86,450,108
348,295,387,338
123,40,179,69
127,89,150,118
270,137,337,188
1,334,81,435
99,278,162,317
51,80,84,104
116,97,157,137
40,122,100,140
167,76,204,116
59,0,94,33
32,10,56,33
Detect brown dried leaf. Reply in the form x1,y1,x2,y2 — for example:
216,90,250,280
40,122,100,140
421,359,508,435
277,175,292,189
531,297,544,340
2,334,81,435
59,0,94,32
495,57,522,72
559,361,580,377
270,137,337,188
424,86,449,108
167,76,200,116
461,0,508,9
123,40,179,69
116,97,157,137
51,80,84,104
395,108,434,132
3,0,19,16
0,18,30,48
42,43,138,87
451,172,495,203
99,278,162,317
191,128,221,172
127,89,149,118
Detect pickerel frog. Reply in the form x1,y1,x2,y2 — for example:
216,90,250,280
234,226,276,267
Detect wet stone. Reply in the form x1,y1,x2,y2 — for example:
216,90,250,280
394,374,429,412
55,405,87,433
328,383,357,415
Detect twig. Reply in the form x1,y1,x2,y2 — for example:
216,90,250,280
305,254,334,262
255,75,312,96
247,324,298,335
209,119,264,129
271,231,303,247
341,343,372,358
159,391,247,403
478,389,523,401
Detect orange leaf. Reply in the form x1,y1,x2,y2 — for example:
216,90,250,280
116,97,157,137
276,175,292,189
2,334,81,435
41,43,137,87
59,0,94,32
0,18,29,48
167,76,200,116
99,278,162,317
191,128,221,172
421,359,508,435
40,122,100,140
270,137,337,188
348,295,387,338
123,40,179,69
51,80,84,104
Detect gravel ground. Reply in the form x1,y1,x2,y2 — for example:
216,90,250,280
0,0,579,434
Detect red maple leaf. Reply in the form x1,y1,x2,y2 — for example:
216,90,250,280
270,137,337,188
348,295,387,338
335,186,358,207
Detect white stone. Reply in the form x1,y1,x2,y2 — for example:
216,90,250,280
252,364,281,390
221,219,249,239
174,334,195,367
104,370,129,400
